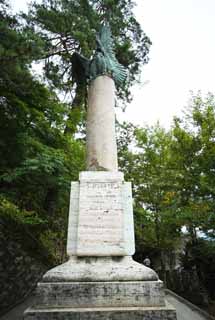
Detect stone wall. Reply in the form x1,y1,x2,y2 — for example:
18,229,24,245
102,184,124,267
0,219,49,316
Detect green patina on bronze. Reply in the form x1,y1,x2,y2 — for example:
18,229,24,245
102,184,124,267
71,23,127,86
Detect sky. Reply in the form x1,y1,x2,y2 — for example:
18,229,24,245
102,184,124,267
12,0,215,128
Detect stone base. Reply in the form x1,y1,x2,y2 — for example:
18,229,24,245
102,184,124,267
24,304,177,320
33,280,165,308
24,278,177,319
43,256,158,282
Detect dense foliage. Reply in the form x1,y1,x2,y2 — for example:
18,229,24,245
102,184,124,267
118,94,215,252
0,0,85,263
0,0,151,263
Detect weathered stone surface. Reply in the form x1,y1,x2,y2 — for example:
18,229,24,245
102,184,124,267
86,76,118,171
42,256,158,283
34,280,165,308
67,172,135,257
79,171,124,181
24,303,177,320
122,181,135,254
66,182,79,255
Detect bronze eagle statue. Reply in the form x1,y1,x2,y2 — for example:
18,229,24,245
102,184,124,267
71,23,127,86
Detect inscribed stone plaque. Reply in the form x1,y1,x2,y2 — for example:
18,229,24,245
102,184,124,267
76,177,125,256
66,172,135,257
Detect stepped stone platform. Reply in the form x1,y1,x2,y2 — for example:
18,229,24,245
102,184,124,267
32,280,164,308
24,304,176,320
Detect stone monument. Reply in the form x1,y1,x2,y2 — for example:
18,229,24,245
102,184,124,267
24,24,177,320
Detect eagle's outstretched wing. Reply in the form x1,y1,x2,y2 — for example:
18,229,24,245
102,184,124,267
97,24,127,84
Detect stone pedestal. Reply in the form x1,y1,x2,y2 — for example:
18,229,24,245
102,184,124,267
24,172,176,320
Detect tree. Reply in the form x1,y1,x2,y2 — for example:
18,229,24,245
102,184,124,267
171,93,215,242
116,96,215,302
117,122,182,270
0,1,85,262
23,0,151,133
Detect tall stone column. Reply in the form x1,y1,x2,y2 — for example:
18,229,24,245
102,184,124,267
86,75,118,171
